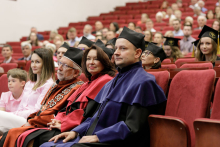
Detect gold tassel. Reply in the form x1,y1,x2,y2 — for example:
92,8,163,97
192,44,195,57
218,31,220,55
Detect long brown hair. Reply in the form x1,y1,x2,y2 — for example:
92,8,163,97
28,32,39,46
170,46,183,62
196,39,217,63
29,48,55,90
82,45,116,79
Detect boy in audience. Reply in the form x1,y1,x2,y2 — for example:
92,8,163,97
0,68,27,112
1,45,16,63
18,43,32,61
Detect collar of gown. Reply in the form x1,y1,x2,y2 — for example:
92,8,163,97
117,61,142,74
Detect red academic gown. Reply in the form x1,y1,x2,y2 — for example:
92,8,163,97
16,74,113,147
1,78,83,147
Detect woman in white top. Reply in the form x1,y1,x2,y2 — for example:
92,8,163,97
0,48,55,133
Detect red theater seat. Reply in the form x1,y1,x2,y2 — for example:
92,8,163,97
0,74,9,96
149,69,216,147
161,64,177,69
175,58,196,68
0,63,18,73
25,60,31,72
180,63,213,69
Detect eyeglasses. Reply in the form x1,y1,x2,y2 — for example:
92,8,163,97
142,51,152,57
58,61,75,69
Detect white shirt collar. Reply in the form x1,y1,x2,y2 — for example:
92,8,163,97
4,57,12,63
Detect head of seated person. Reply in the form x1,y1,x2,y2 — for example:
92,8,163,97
45,43,56,55
212,20,220,31
1,44,13,62
82,44,115,79
95,21,103,32
67,27,77,41
196,25,219,64
106,30,116,41
29,32,40,46
128,22,136,31
53,34,64,44
156,12,164,23
154,32,164,47
21,43,32,60
141,42,166,69
109,22,119,33
185,16,194,24
56,42,70,63
197,16,207,28
163,37,183,61
78,36,94,50
141,13,149,24
144,30,153,42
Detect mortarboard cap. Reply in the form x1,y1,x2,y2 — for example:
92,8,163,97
164,37,181,47
95,39,114,59
79,36,94,48
198,25,218,44
146,42,167,62
118,26,145,51
59,42,70,50
63,47,83,72
106,38,117,46
145,41,157,49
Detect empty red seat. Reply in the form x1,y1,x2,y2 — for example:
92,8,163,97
6,42,21,46
149,69,216,147
0,74,9,96
0,63,18,73
180,63,213,69
175,58,196,68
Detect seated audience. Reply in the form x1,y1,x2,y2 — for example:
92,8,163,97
18,43,32,61
92,21,103,34
196,25,220,66
142,42,166,69
172,19,184,36
77,36,94,50
66,27,80,47
95,31,103,41
57,42,70,63
212,20,220,31
0,69,27,112
165,7,176,19
22,32,43,47
156,12,164,23
40,26,167,147
49,30,58,41
144,30,153,42
136,13,149,25
164,31,174,38
106,30,116,41
0,48,54,134
146,19,156,32
28,27,44,41
163,37,183,61
180,24,196,56
194,6,205,17
101,27,109,38
160,1,168,9
176,0,182,8
189,0,198,9
195,16,207,30
128,22,136,31
1,45,16,63
109,22,119,33
53,34,64,44
14,42,116,147
215,6,220,18
106,38,117,49
197,0,207,12
82,24,95,40
135,26,143,33
174,10,182,20
154,32,164,47
185,16,194,24
0,48,86,147
206,10,214,20
171,3,179,11
169,17,176,27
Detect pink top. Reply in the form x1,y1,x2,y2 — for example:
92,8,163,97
0,91,23,112
13,78,54,119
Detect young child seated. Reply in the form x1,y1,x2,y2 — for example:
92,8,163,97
0,68,27,112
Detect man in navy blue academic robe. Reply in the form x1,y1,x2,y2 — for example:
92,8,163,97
40,26,167,147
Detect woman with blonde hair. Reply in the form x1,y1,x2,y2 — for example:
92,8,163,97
144,30,153,42
49,30,58,41
53,34,64,44
196,25,220,66
163,37,183,61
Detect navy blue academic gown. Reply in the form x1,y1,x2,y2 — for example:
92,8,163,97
40,61,167,147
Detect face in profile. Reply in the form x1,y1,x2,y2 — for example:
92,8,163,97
141,50,158,67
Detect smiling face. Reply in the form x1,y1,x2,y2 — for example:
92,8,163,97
8,76,25,95
114,38,142,69
199,37,213,55
31,53,43,75
86,49,104,76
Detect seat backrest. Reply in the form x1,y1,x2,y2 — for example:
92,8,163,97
25,60,31,72
162,58,171,63
180,63,213,69
166,69,216,147
161,64,177,69
210,78,220,119
148,71,170,94
0,63,18,73
175,58,196,68
0,74,9,97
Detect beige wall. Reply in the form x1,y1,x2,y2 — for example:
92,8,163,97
0,0,139,43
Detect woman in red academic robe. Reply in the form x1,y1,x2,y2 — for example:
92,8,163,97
17,44,116,147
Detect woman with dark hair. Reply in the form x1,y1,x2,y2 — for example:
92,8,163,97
163,37,183,62
22,32,43,47
144,30,153,42
206,10,214,20
109,22,119,33
141,42,166,69
14,44,116,147
196,25,220,66
0,48,54,134
212,20,220,31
